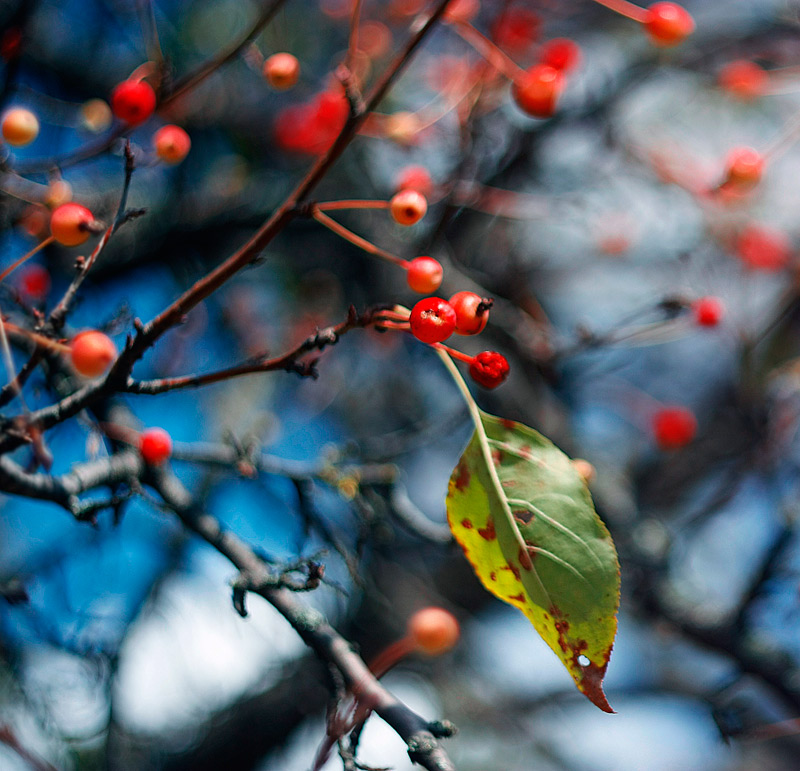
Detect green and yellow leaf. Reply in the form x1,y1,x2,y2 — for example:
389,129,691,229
446,411,620,712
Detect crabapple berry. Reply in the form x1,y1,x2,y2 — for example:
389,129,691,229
81,99,112,133
384,111,422,146
407,607,460,655
449,291,492,335
395,165,433,198
69,330,117,377
110,79,156,125
718,60,767,101
50,203,95,247
139,427,173,466
643,3,695,47
693,296,724,327
491,8,541,54
652,406,697,450
154,125,191,164
390,189,427,226
469,351,510,389
409,297,457,344
736,225,790,272
539,38,582,73
512,64,564,119
44,180,72,209
1,108,39,146
19,264,50,301
263,53,300,90
723,147,764,189
406,256,443,294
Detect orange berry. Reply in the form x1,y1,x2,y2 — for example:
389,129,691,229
407,607,460,655
44,180,72,209
154,125,191,164
50,203,95,247
723,146,764,189
81,99,112,133
718,60,767,101
69,330,117,377
643,3,695,47
449,291,492,335
384,111,421,146
390,189,427,225
263,52,300,90
512,64,564,118
2,108,39,146
406,256,443,294
572,458,596,484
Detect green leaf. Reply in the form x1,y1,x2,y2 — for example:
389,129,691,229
446,410,620,712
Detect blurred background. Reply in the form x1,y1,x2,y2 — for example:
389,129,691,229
2,0,800,768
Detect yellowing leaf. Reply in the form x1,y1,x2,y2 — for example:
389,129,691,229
446,410,620,712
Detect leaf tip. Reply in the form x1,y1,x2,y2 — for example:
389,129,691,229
579,660,615,713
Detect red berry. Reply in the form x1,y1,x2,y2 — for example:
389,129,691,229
110,79,156,125
539,38,582,73
723,146,764,189
139,427,173,466
263,52,300,90
511,64,564,119
69,330,117,377
390,189,427,226
693,296,724,327
652,406,697,450
407,607,460,655
154,125,191,164
406,256,443,294
468,351,510,389
643,3,695,47
409,297,457,344
50,203,95,247
491,9,541,55
449,291,492,335
395,165,433,198
19,264,50,301
1,108,39,146
736,225,790,272
718,60,767,101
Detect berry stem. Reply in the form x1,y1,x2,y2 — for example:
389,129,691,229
433,342,473,363
589,0,649,23
315,199,390,212
450,21,526,80
0,236,55,284
367,636,417,679
345,0,364,73
312,208,408,267
2,321,70,354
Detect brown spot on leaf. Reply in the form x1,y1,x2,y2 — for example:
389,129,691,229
513,508,533,525
502,562,521,580
578,659,614,714
454,461,470,491
478,518,496,540
518,444,533,458
460,518,473,529
509,593,525,603
518,546,533,571
492,449,503,466
500,419,516,429
489,571,497,581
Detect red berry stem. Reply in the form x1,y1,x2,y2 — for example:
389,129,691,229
432,343,474,364
448,20,526,81
0,235,54,284
2,321,70,354
590,0,649,23
315,199,391,212
366,636,417,679
345,0,364,73
311,208,408,267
